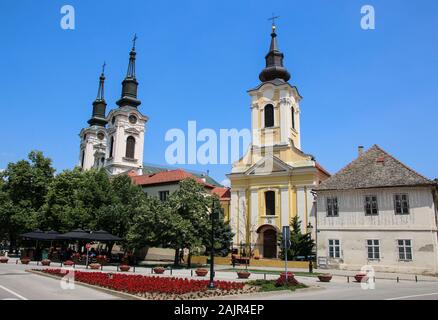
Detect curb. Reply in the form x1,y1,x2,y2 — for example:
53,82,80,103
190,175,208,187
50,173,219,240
206,286,325,300
26,269,144,300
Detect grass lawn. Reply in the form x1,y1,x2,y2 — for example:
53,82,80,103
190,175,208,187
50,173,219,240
221,268,321,277
247,279,308,292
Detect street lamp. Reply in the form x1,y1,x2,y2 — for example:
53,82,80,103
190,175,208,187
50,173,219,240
307,222,314,274
208,205,220,290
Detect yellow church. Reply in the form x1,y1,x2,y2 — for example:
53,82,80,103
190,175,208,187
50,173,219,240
227,24,330,259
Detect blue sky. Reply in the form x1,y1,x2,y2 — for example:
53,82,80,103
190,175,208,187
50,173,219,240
1,0,437,184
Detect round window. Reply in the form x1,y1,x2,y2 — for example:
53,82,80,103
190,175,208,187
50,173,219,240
129,115,138,124
97,132,105,140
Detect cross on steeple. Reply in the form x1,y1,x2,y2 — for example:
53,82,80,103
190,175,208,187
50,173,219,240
268,13,280,28
132,33,138,50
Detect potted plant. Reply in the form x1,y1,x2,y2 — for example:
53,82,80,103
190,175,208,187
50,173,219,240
0,256,8,264
195,268,208,277
20,257,31,265
41,259,51,266
153,266,165,274
237,270,251,279
354,273,368,282
119,264,131,272
89,263,101,270
63,260,74,267
96,255,106,265
317,273,333,282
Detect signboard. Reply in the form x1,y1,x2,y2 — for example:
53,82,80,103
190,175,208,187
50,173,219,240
282,226,290,246
317,256,328,269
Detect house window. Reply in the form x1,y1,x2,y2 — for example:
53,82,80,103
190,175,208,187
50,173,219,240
109,136,114,158
394,194,409,215
125,136,136,159
159,191,169,201
264,104,274,128
367,240,380,260
326,197,339,217
364,195,379,215
265,191,275,216
291,107,295,129
328,239,341,258
398,240,413,261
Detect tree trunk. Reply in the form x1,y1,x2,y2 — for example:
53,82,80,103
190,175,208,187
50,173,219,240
187,250,192,269
174,248,180,266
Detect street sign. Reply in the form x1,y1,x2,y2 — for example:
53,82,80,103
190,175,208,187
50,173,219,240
282,226,290,245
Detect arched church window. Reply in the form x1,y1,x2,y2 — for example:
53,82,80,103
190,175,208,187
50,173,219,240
291,106,295,129
126,136,136,159
109,136,114,158
265,191,275,216
264,104,274,128
81,150,85,168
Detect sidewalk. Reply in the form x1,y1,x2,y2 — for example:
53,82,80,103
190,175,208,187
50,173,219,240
8,258,438,283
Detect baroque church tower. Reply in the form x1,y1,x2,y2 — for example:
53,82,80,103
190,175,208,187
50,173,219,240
78,66,108,171
227,23,330,259
79,37,148,175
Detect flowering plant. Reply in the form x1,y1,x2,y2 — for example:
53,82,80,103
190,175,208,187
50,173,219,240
36,269,245,295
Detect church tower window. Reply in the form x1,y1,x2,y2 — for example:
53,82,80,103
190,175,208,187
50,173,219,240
126,136,136,159
264,104,274,128
265,191,276,215
81,150,85,168
291,107,295,129
109,136,114,158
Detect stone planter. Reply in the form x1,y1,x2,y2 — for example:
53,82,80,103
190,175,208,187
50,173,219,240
0,257,9,264
237,271,251,279
318,274,332,282
195,268,208,277
119,265,131,272
41,259,51,266
20,258,31,265
63,260,74,267
89,263,101,270
354,273,368,282
153,267,165,274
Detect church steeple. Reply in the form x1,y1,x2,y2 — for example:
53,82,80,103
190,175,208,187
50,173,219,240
116,35,141,108
259,24,291,83
88,63,108,127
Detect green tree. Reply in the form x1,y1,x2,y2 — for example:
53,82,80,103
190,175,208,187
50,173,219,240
167,179,211,266
278,216,315,261
203,196,234,258
94,174,146,239
0,151,55,249
41,168,112,232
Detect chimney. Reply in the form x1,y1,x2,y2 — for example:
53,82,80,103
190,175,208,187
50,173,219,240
358,146,364,157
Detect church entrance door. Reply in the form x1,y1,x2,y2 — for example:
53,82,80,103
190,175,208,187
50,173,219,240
263,229,277,259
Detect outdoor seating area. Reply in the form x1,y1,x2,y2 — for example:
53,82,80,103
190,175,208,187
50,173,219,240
17,229,132,266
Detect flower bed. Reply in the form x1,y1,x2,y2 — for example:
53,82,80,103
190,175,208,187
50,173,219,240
35,269,251,299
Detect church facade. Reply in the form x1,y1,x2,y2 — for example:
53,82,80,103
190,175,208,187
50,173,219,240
227,25,330,259
78,40,148,175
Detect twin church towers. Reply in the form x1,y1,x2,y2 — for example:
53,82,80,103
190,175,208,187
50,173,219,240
78,37,148,175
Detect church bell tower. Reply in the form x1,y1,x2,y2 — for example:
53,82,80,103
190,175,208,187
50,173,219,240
104,36,148,175
78,64,108,171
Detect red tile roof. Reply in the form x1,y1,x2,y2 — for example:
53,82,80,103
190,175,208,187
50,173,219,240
130,169,231,200
211,187,231,200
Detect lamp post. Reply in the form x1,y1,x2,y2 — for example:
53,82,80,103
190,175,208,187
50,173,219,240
208,205,219,290
307,222,314,274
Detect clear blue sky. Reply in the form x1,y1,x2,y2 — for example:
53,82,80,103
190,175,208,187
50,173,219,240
1,0,437,184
